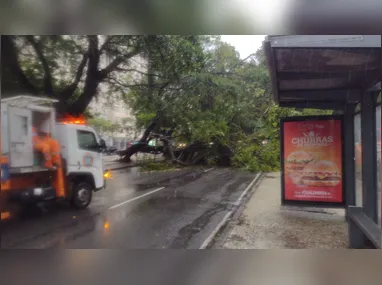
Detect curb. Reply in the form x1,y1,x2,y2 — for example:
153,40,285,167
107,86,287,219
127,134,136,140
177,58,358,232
200,172,265,249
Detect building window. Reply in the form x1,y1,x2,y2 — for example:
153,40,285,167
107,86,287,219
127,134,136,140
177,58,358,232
354,107,362,207
77,130,98,151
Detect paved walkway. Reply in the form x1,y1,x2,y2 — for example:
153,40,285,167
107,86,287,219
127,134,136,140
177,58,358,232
221,172,348,249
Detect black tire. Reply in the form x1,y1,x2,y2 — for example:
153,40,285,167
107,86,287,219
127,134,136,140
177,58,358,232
70,182,93,209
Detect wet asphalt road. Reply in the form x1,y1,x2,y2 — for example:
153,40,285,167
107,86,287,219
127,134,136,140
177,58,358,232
1,167,257,249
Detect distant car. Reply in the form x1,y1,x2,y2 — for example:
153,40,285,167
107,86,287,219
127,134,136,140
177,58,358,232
127,141,140,148
115,141,141,158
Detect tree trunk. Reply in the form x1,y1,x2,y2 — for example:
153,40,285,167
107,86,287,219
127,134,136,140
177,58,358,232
120,116,160,162
66,36,100,116
178,142,205,163
67,79,99,115
138,117,158,143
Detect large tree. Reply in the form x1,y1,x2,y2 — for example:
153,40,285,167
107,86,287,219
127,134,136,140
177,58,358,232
121,37,271,165
1,35,205,116
122,37,332,169
2,35,148,114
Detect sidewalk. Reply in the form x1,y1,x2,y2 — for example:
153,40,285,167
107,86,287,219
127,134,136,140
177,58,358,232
221,172,348,249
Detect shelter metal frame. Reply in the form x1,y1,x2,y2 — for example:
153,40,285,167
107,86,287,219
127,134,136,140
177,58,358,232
264,35,381,248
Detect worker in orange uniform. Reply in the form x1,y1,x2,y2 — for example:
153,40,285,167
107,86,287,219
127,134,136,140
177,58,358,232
32,127,61,168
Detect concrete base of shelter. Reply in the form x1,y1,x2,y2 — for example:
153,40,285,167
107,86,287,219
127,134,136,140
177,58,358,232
221,172,348,249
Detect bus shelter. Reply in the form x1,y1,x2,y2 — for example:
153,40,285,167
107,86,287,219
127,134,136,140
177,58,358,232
264,35,381,248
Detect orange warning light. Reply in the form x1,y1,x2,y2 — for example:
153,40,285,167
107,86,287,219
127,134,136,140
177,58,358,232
60,114,87,125
1,212,11,220
104,170,112,180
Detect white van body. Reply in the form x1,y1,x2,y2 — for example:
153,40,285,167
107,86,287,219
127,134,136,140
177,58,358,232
1,95,105,189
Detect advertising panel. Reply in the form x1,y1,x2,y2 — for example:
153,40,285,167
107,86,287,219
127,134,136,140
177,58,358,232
281,116,345,207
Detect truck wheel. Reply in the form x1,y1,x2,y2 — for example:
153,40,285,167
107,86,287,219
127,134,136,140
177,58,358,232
71,182,93,209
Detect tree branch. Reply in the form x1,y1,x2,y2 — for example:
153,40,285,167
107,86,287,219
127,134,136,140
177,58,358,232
73,52,89,86
107,76,184,92
115,67,167,79
58,51,89,101
25,35,54,96
1,35,39,95
99,36,112,52
66,36,101,115
98,47,144,80
209,53,256,77
240,53,256,62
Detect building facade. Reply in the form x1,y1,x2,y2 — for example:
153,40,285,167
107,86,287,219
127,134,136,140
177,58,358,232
87,41,147,148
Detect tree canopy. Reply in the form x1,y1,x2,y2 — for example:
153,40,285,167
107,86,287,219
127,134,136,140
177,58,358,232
1,35,205,115
2,35,331,171
123,36,331,169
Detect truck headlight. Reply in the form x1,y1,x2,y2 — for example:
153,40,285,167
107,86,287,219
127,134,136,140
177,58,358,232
104,170,112,179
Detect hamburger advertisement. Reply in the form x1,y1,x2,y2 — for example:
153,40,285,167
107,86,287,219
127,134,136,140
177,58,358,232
281,117,344,205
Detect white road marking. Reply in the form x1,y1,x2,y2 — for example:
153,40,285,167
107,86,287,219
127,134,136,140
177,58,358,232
108,167,213,210
199,173,262,249
108,187,166,210
234,173,261,206
199,211,233,249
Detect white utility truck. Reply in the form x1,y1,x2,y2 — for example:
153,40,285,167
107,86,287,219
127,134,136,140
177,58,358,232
1,95,109,220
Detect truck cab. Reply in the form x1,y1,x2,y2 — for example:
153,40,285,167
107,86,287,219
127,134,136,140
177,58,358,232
1,96,107,218
55,117,106,204
55,115,107,208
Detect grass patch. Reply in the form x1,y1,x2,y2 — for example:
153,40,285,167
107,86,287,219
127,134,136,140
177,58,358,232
140,161,185,172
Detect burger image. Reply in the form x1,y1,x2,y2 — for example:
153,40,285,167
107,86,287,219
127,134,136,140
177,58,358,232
302,160,341,187
285,151,316,172
285,151,316,184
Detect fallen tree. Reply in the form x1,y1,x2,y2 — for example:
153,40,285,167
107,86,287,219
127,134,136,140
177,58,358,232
117,37,333,171
120,122,233,167
119,37,268,167
118,38,328,169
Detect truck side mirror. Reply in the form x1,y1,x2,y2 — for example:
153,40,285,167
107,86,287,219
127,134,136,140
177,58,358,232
99,139,106,149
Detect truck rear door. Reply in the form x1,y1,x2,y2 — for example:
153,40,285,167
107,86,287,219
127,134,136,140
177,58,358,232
8,106,33,168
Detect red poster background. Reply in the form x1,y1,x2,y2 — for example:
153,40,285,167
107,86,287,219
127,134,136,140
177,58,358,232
283,119,343,203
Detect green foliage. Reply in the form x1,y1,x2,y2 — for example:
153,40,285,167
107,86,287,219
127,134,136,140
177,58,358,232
7,34,338,172
188,113,229,143
232,137,280,172
135,112,157,128
87,117,122,134
126,36,337,172
140,161,184,172
4,35,203,114
232,104,333,172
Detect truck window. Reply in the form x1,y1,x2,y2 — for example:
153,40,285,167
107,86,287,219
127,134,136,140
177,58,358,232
77,130,98,151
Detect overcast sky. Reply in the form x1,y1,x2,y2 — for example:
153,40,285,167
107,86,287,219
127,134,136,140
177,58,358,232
220,35,266,59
